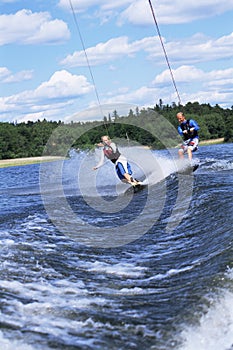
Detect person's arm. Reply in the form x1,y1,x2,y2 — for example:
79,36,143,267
93,148,105,170
189,119,200,132
177,126,184,136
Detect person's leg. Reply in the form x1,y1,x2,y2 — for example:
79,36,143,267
187,138,199,161
178,148,184,158
116,162,139,185
187,148,192,161
178,143,188,159
124,163,140,185
116,162,128,181
116,162,131,182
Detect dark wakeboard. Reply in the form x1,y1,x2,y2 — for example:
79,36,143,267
124,183,148,195
192,164,199,172
178,163,199,175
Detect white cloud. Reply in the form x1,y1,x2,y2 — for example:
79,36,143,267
119,0,233,25
1,64,233,123
0,9,70,45
59,0,233,25
151,65,233,107
35,70,93,98
60,36,135,67
0,67,11,79
58,0,132,12
65,101,137,123
180,89,232,108
94,64,233,110
58,0,109,14
157,32,233,64
153,65,205,84
60,35,165,68
0,70,93,122
206,68,233,80
60,31,233,68
0,67,33,83
86,82,161,108
153,65,233,89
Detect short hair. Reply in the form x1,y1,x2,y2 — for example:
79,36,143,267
176,112,185,118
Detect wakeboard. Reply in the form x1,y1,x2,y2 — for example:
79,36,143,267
192,164,199,172
124,183,148,195
178,163,199,175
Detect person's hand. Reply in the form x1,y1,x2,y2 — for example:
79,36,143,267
183,130,188,134
93,166,97,170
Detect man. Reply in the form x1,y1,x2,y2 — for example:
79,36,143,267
176,112,200,161
93,135,140,186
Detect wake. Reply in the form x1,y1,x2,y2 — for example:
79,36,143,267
68,147,196,195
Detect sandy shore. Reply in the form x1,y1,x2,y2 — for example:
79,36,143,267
199,137,224,145
0,156,66,168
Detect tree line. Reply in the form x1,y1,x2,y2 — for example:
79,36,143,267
0,101,232,159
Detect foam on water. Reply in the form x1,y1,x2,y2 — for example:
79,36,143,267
200,157,233,172
84,260,147,277
177,267,233,350
0,331,35,350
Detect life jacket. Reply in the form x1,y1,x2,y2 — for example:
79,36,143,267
181,119,198,140
103,144,121,163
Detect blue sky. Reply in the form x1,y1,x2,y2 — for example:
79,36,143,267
1,0,233,123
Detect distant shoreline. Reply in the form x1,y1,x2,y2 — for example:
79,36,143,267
199,137,224,146
0,138,225,168
0,156,65,168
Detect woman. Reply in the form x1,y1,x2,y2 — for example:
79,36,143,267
93,135,140,186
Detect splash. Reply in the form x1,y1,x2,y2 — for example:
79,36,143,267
200,158,233,172
177,268,233,350
68,147,191,193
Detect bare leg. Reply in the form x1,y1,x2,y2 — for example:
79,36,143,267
187,148,192,161
123,173,140,185
123,173,132,183
178,149,184,159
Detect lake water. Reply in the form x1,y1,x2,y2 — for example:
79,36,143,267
0,143,233,350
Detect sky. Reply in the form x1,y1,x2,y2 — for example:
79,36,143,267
0,0,233,123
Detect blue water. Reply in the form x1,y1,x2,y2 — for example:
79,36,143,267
0,143,233,350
